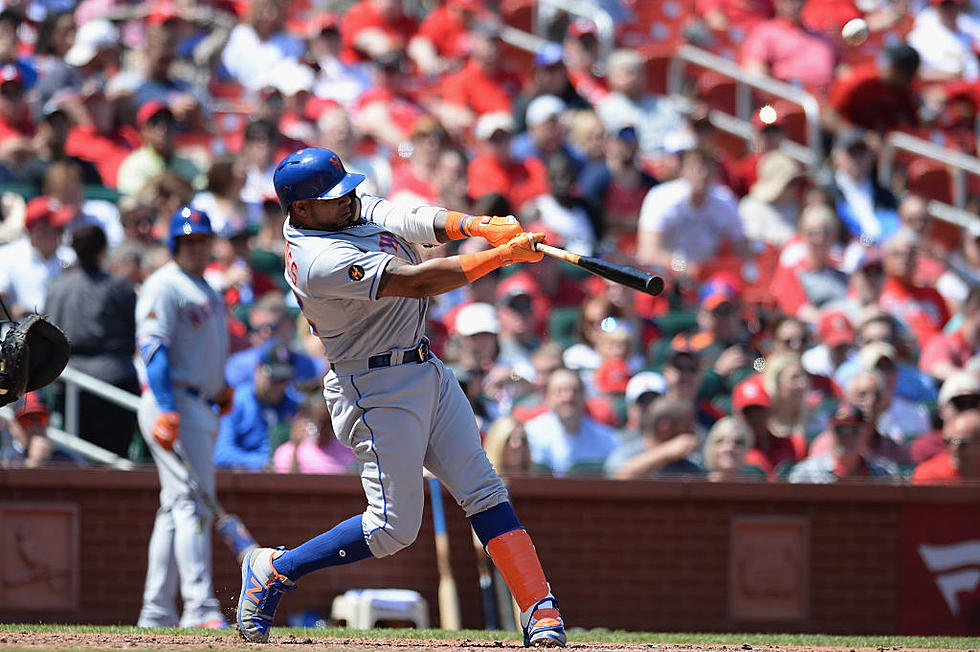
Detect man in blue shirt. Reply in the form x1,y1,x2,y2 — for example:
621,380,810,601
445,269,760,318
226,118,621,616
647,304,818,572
214,345,299,471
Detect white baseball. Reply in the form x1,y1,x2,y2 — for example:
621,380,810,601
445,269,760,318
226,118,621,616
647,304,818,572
842,18,869,46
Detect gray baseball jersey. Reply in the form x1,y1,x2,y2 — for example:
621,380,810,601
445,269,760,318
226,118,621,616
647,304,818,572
135,261,228,627
284,195,509,558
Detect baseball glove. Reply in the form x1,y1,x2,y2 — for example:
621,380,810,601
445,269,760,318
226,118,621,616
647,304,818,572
0,314,71,408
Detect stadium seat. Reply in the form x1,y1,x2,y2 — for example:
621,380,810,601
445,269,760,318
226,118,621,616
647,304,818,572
906,157,952,204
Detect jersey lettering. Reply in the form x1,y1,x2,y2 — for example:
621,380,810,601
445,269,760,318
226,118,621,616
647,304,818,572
292,291,319,335
285,242,299,286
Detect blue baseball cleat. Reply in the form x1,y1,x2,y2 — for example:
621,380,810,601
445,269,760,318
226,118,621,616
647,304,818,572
522,596,566,648
236,547,296,642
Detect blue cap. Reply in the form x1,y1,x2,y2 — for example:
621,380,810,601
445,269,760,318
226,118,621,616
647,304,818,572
273,147,365,215
534,42,564,67
167,206,213,253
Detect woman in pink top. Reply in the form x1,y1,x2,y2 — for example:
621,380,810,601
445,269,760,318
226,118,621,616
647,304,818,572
273,396,356,474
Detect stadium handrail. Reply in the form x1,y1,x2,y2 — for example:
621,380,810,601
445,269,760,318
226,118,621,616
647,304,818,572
667,44,822,172
879,130,980,211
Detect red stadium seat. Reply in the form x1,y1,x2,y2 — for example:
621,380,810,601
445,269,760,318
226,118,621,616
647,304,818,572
906,157,952,204
696,70,736,114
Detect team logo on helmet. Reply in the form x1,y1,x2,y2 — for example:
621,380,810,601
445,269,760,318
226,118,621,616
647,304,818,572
348,265,365,281
328,153,343,171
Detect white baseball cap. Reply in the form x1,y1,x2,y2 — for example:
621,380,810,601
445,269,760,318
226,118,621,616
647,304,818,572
625,371,667,404
938,371,980,408
454,302,500,337
65,19,118,68
525,94,566,128
475,112,516,141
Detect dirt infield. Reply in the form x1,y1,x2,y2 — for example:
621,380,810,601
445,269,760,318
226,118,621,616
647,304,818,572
0,631,966,652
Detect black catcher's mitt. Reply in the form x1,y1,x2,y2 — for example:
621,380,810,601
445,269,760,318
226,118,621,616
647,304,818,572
0,314,70,408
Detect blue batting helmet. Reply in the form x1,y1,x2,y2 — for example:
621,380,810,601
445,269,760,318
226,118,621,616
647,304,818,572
168,206,214,253
273,147,365,215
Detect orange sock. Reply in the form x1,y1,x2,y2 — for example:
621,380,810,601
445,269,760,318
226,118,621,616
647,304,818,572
485,529,550,612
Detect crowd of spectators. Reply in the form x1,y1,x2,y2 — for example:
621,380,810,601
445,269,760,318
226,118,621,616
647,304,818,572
1,0,979,486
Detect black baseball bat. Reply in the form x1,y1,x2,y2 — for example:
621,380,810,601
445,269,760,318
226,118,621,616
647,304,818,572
534,243,666,295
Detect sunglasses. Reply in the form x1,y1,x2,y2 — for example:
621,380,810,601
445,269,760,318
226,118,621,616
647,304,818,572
944,437,971,448
834,424,863,437
671,363,699,374
951,395,980,411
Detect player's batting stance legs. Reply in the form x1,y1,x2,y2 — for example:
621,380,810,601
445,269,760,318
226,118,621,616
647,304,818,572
236,147,565,647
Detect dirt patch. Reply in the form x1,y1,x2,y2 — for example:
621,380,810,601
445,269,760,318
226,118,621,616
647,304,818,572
0,632,967,652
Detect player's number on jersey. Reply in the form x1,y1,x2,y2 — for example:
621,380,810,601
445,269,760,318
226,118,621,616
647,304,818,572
285,243,320,336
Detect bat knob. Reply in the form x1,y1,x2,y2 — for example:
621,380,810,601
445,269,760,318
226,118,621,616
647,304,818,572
647,276,666,296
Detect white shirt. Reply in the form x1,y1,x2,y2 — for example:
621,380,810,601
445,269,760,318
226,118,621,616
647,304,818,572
596,92,685,158
834,170,880,241
0,238,74,313
220,25,306,91
526,194,596,256
908,7,980,80
524,411,621,477
638,178,745,264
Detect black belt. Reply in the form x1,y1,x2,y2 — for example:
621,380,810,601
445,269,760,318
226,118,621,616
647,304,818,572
331,339,431,373
180,386,218,407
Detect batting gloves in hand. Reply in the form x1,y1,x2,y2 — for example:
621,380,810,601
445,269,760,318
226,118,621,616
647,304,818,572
152,411,180,450
500,232,546,264
215,385,234,416
467,215,523,247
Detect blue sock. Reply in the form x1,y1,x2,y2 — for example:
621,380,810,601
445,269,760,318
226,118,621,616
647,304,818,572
469,501,522,547
274,515,373,581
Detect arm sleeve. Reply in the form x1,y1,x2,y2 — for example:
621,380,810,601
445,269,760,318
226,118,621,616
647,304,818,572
362,195,441,245
306,242,393,301
142,343,176,412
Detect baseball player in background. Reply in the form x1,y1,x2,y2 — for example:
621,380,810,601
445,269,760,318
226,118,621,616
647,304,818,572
236,148,566,648
136,207,234,628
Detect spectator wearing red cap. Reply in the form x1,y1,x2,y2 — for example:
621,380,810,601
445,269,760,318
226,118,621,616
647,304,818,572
605,396,704,479
921,288,980,382
733,373,807,477
802,310,857,378
341,0,419,64
739,0,838,94
771,204,849,324
495,278,546,383
912,409,980,484
0,196,74,317
467,112,549,213
0,10,36,91
910,371,980,464
908,0,978,82
788,401,899,482
562,18,610,107
637,148,749,279
525,367,621,477
134,23,212,135
827,43,921,134
438,24,523,132
0,392,82,467
220,0,304,91
117,101,202,195
0,64,33,166
878,228,951,352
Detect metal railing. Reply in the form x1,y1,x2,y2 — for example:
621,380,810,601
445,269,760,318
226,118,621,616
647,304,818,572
879,131,980,212
0,366,140,470
666,44,823,172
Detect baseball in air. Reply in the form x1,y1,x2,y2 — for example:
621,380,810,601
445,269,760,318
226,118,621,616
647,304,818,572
842,18,869,46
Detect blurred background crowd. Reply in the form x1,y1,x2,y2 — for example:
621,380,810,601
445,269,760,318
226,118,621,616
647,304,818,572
0,0,979,485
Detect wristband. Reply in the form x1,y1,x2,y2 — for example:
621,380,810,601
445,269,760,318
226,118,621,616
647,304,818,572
459,247,505,282
445,210,476,240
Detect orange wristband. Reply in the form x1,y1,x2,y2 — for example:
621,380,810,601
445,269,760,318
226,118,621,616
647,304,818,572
459,248,505,282
445,210,476,240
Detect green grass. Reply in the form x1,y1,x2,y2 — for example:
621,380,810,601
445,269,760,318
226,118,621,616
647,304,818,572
1,623,978,649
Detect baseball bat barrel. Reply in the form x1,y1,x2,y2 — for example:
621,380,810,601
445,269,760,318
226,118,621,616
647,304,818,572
428,476,462,630
534,243,665,296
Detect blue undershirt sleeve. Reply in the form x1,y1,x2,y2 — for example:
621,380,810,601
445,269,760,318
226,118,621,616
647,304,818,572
142,343,176,412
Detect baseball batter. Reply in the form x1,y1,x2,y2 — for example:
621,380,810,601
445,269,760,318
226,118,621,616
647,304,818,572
136,207,233,628
236,148,567,648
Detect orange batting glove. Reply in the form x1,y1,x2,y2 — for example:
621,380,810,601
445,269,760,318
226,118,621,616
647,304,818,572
445,212,523,247
215,385,234,416
500,232,546,264
152,411,180,451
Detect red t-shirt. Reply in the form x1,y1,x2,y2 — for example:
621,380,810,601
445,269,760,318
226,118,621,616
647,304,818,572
743,431,807,476
340,0,419,63
878,278,951,351
739,18,837,93
920,328,977,377
467,153,549,213
912,452,961,485
441,61,522,116
64,125,133,189
801,0,861,34
389,161,439,204
416,6,471,59
829,63,919,133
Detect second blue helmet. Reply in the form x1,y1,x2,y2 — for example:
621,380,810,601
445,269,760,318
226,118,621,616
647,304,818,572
273,147,366,215
167,206,213,253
